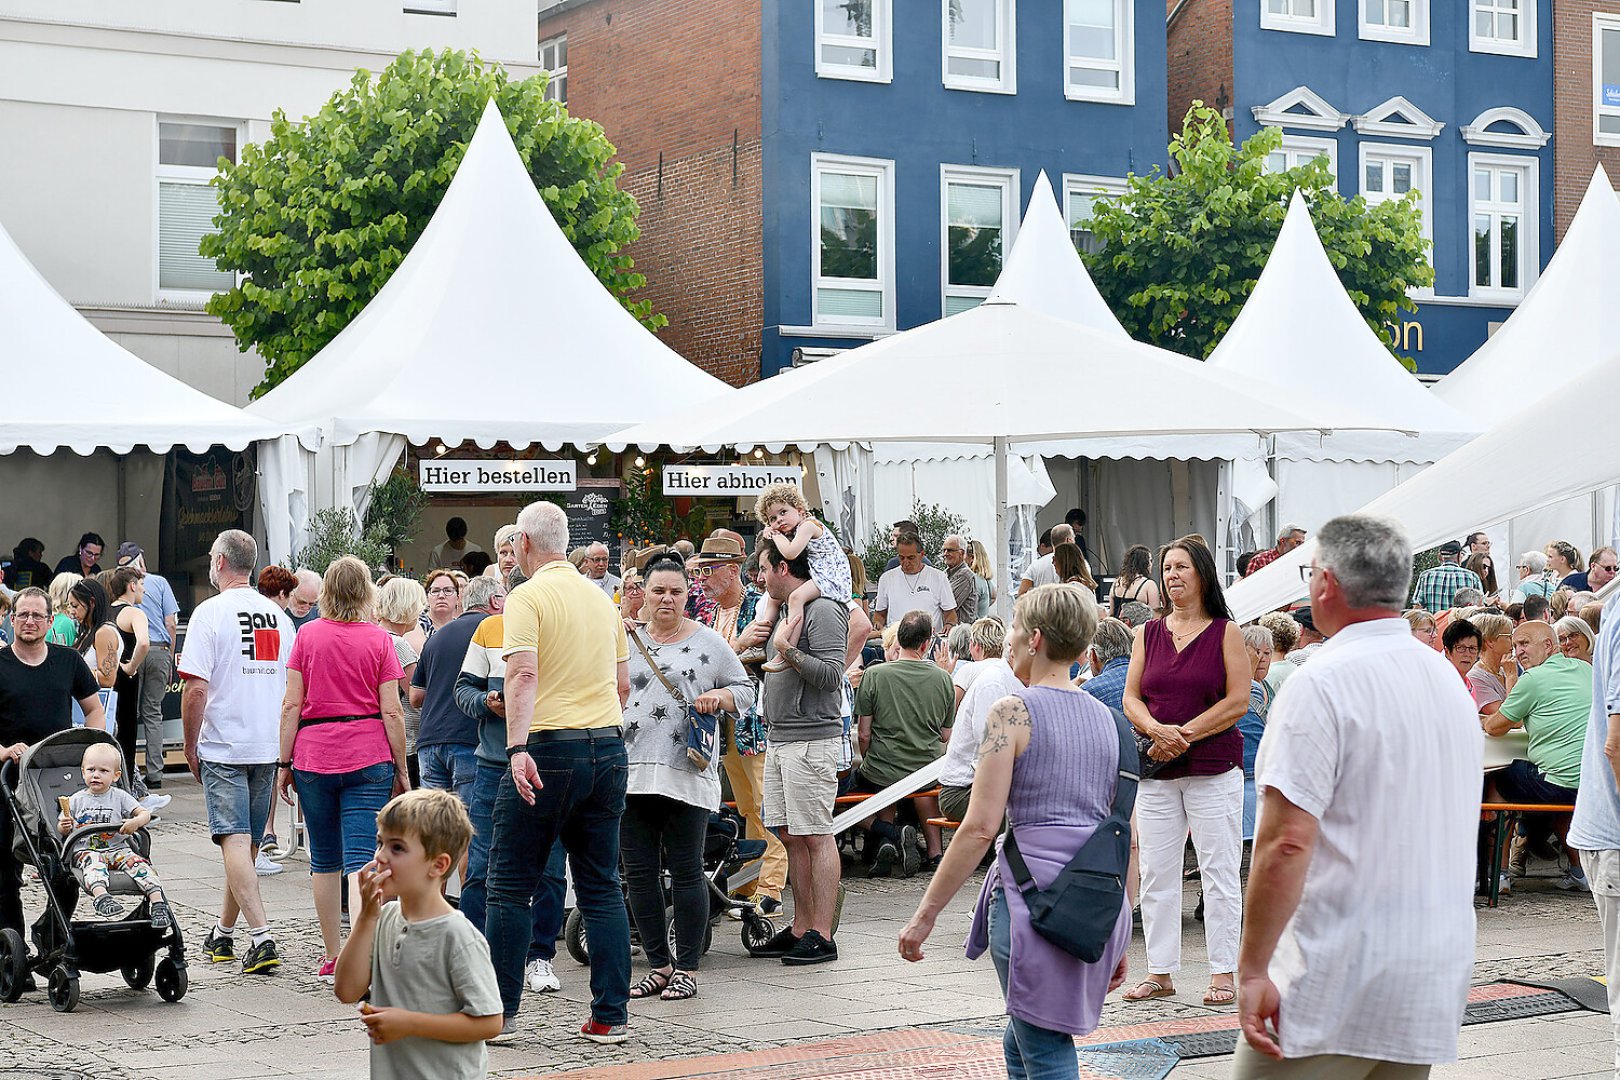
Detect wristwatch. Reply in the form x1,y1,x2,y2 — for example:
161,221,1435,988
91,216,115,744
506,745,529,759
276,761,293,770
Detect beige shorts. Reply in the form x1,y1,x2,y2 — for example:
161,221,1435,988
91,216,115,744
762,737,842,836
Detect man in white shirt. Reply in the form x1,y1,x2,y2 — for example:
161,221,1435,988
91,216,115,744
431,516,484,569
872,532,956,633
179,529,296,978
1018,523,1074,596
1237,514,1480,1078
580,542,621,598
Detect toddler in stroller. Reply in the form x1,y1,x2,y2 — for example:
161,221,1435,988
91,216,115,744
58,742,173,930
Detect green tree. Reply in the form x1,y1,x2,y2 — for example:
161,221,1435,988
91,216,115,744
1084,103,1434,361
202,48,663,397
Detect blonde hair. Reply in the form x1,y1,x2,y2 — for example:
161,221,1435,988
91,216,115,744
880,623,900,651
1014,583,1098,663
376,576,427,626
1261,610,1302,653
81,742,122,773
494,524,519,552
753,482,808,524
377,788,474,863
423,568,461,595
1471,612,1513,643
319,556,376,624
847,552,867,597
48,572,81,614
968,539,993,580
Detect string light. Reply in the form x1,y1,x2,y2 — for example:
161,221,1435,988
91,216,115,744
753,448,764,459
634,455,646,467
586,452,598,466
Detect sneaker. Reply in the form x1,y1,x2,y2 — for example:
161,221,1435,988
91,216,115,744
488,1017,521,1046
1557,868,1592,893
145,777,163,790
314,956,336,983
525,958,561,993
92,893,125,918
255,851,284,876
202,928,236,964
899,825,921,876
757,896,782,916
242,938,281,975
869,842,898,878
781,929,838,966
579,1019,630,1045
750,926,799,958
1507,834,1530,877
1497,873,1513,897
148,900,173,932
139,793,171,813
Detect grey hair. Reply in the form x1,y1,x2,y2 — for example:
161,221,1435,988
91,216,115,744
1050,523,1075,546
1315,514,1411,609
212,529,257,575
493,523,519,551
1090,617,1134,665
968,616,1006,657
1451,588,1485,608
463,574,504,612
1242,624,1274,655
1519,551,1548,574
946,623,973,660
1117,601,1153,628
1278,522,1305,542
516,501,570,555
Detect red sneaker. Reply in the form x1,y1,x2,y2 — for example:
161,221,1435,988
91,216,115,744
579,1019,629,1045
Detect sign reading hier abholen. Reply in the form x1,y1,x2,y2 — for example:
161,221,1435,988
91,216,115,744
662,464,801,496
418,459,577,493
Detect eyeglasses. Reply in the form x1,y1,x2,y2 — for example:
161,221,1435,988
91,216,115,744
941,547,963,554
1298,565,1319,584
427,586,459,596
693,566,716,578
1451,644,1481,655
12,611,48,622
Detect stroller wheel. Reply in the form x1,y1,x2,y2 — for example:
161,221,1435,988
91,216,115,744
741,914,778,956
122,954,155,990
563,909,589,967
155,958,187,1002
0,928,27,1003
47,965,78,1013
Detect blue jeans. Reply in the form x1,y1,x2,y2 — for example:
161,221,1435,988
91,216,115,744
463,760,566,962
420,742,479,808
293,762,395,875
989,887,1078,1080
487,734,629,1024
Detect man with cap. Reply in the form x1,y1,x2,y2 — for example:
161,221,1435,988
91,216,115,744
1410,540,1484,614
117,542,180,793
1285,608,1326,666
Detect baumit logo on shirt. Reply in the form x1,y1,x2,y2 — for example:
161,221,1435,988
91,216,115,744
236,610,282,661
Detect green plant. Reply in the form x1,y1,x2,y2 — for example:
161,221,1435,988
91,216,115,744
363,470,429,562
295,508,391,575
858,499,969,584
1085,103,1433,362
202,47,662,397
610,471,707,547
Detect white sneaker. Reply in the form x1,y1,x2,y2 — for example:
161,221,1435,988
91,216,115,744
139,793,172,812
255,851,284,876
525,958,561,993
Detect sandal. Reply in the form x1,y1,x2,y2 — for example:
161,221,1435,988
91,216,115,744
660,970,698,1001
1121,977,1175,1001
1203,983,1236,1006
629,969,672,999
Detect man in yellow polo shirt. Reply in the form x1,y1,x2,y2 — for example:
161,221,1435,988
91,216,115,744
487,501,630,1047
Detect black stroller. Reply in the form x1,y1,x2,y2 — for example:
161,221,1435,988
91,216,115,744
0,728,187,1011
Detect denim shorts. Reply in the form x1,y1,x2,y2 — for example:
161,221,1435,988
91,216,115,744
293,761,395,875
201,760,277,845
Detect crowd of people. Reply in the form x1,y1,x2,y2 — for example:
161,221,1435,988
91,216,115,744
1,497,1617,1080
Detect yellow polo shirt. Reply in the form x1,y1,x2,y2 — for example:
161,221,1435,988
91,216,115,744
502,560,629,731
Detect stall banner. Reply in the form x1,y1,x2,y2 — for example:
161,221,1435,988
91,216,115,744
565,490,615,551
662,464,801,496
418,459,576,493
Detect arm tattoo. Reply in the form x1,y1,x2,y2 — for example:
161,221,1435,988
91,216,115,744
973,696,1028,763
781,645,809,672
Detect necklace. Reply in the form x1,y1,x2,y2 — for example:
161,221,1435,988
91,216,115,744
902,570,922,593
1167,613,1211,644
646,620,686,645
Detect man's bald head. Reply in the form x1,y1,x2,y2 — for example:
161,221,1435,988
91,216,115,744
1051,524,1075,546
1512,619,1558,670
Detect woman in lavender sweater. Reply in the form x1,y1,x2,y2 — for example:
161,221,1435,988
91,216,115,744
898,584,1129,1079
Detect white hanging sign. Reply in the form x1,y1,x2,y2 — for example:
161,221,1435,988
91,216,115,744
662,464,801,496
418,459,577,493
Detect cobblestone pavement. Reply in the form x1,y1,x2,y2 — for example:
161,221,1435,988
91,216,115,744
0,774,1610,1079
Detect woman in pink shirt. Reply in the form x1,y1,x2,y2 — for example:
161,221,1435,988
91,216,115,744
275,556,408,982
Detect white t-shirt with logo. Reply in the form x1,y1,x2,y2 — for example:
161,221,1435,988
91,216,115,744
177,586,295,765
874,564,956,633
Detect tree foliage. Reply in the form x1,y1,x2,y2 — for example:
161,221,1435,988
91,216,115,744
858,499,968,586
1084,104,1434,361
294,508,391,575
202,48,662,397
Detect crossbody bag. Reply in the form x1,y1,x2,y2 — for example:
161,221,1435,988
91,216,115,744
628,627,720,770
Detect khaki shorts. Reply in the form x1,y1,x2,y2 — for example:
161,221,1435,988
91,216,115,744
762,737,842,836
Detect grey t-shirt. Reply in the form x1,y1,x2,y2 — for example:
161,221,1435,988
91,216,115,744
369,903,502,1080
763,596,849,743
67,786,141,852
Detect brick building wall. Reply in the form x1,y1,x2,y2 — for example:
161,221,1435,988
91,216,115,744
1553,0,1620,239
537,0,764,385
1166,0,1234,136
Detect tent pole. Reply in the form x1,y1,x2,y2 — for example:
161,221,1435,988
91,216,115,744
116,453,128,545
994,436,1010,621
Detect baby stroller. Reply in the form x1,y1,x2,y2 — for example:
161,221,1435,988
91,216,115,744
565,808,829,964
0,728,187,1011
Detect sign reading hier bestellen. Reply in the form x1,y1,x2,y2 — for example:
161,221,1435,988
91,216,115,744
663,464,801,496
418,459,576,493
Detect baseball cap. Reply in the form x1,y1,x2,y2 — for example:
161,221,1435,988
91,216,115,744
115,542,143,566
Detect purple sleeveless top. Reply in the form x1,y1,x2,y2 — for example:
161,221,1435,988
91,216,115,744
1137,617,1241,780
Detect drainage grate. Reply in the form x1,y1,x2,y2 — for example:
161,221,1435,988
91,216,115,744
1462,991,1579,1025
1156,1029,1242,1059
1075,1036,1179,1079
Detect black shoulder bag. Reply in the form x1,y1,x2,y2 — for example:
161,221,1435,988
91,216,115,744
1001,705,1139,962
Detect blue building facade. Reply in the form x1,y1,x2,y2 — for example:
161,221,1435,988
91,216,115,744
758,0,1170,376
1221,0,1554,376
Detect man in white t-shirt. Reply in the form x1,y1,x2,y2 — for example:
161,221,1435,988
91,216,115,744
872,532,956,633
179,529,296,978
1237,514,1480,1077
1018,523,1074,596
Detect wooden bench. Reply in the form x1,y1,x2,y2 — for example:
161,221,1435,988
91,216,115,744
1479,801,1577,908
926,817,960,830
834,787,942,808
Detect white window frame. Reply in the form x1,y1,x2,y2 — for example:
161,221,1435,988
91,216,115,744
1251,86,1351,131
1352,95,1443,139
810,153,895,331
154,116,244,303
1470,0,1535,58
1262,132,1339,186
1062,173,1127,254
1261,0,1335,37
1596,14,1620,147
1460,106,1550,149
1467,152,1539,302
404,0,455,13
940,165,1020,317
1358,143,1433,278
1064,0,1134,105
1358,0,1428,46
816,0,893,83
539,33,567,103
942,0,1017,94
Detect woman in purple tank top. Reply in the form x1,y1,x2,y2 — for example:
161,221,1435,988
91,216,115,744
1121,537,1251,1008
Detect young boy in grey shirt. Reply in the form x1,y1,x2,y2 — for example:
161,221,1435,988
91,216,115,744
334,790,502,1078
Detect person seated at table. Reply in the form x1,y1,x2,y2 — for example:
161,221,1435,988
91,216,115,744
1442,619,1482,684
1556,615,1595,665
1467,613,1516,718
1484,620,1593,889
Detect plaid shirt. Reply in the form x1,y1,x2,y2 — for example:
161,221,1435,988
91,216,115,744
1245,545,1286,576
1409,563,1484,613
1081,655,1131,711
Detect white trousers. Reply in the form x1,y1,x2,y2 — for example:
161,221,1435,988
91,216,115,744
1578,847,1620,1076
1138,768,1243,975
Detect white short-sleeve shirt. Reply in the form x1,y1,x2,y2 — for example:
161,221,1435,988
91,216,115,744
1255,617,1481,1065
874,564,956,632
176,586,295,765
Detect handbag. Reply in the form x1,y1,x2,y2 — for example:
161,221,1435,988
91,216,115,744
1133,731,1183,780
628,627,720,770
1001,705,1139,963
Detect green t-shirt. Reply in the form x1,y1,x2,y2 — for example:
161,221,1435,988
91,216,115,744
1498,653,1593,788
852,658,954,788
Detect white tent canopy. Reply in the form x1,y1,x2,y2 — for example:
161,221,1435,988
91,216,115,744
985,173,1129,336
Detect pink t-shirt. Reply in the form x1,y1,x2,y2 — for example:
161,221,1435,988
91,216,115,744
288,619,404,775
